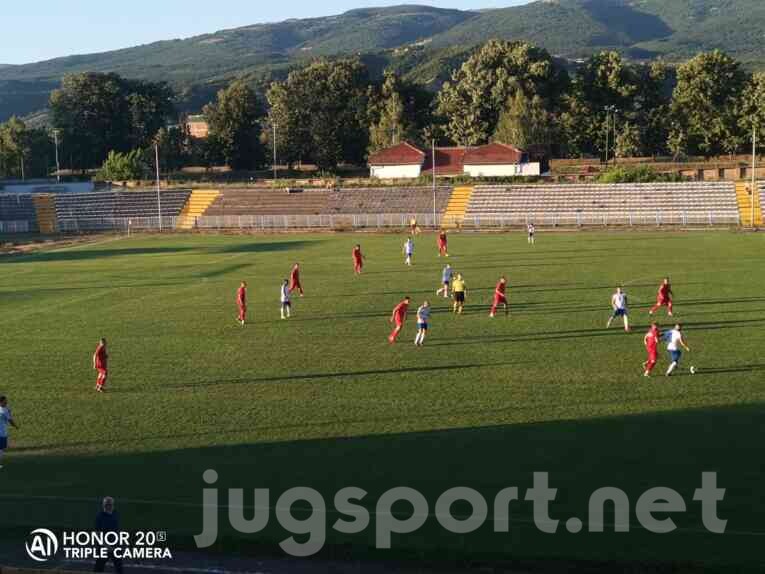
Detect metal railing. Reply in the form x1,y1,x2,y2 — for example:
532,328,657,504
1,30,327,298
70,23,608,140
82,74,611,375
47,210,743,233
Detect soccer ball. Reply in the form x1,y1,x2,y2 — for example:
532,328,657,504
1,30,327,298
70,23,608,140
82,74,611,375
690,366,697,375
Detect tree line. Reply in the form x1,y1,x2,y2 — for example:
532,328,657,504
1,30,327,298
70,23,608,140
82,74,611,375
2,40,764,179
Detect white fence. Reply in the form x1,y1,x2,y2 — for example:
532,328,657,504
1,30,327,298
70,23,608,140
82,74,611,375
49,210,743,233
457,211,742,227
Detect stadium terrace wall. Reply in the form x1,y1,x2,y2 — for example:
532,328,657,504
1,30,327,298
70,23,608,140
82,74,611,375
0,183,751,234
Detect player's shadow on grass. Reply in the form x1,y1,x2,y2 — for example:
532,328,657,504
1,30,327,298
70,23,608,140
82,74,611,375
4,246,198,263
679,296,765,307
216,240,316,254
429,327,638,347
195,263,253,280
693,363,765,375
167,361,523,389
4,403,764,568
685,317,765,331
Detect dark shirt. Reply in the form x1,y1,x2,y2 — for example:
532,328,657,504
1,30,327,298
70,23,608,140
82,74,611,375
95,510,120,532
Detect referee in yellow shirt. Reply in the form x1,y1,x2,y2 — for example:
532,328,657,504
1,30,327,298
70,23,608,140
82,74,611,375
452,273,466,314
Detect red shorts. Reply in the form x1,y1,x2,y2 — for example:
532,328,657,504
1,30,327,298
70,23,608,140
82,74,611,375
494,295,507,305
97,368,108,376
646,350,657,361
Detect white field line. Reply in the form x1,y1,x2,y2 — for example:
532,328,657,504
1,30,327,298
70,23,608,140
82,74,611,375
0,494,762,537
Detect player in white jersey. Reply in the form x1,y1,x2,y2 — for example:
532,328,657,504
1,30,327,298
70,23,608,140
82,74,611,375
280,279,291,319
606,287,630,332
436,264,453,298
527,223,535,244
0,395,19,469
664,323,690,376
414,301,431,346
403,237,414,266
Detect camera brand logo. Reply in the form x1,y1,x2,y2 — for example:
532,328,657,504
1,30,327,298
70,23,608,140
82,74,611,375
25,528,59,562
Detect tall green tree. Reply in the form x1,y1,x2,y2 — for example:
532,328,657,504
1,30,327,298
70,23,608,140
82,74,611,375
560,51,671,158
49,73,175,171
154,125,192,172
203,80,264,170
669,50,749,157
368,72,414,153
96,149,146,181
126,80,176,150
436,40,566,146
739,72,765,146
266,58,369,171
614,123,643,159
0,117,52,179
492,91,555,149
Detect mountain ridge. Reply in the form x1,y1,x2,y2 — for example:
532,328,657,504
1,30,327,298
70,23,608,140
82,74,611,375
2,1,765,122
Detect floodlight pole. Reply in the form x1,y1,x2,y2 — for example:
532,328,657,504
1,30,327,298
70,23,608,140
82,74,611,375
612,108,619,164
273,122,277,181
155,142,162,232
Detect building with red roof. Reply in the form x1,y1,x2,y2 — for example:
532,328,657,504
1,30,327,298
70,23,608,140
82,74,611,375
368,142,541,179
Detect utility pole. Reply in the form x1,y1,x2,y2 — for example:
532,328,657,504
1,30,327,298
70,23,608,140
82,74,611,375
53,129,61,183
273,122,277,181
612,108,619,164
155,142,162,232
432,139,437,226
604,106,616,166
604,111,610,166
20,152,25,181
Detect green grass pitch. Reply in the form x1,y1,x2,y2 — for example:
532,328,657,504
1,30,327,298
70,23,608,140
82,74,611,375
1,230,764,569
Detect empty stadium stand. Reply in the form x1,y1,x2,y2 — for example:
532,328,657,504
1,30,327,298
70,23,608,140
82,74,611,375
465,182,740,225
324,187,452,214
203,188,330,216
55,190,191,231
0,193,37,232
201,187,451,217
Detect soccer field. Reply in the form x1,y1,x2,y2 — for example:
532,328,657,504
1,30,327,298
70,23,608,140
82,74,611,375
1,230,764,569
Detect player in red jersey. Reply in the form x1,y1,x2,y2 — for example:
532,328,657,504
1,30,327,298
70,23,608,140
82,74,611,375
352,244,365,274
643,323,660,377
289,263,304,297
489,276,509,318
649,277,673,316
437,230,449,257
388,297,411,344
93,338,109,392
236,281,247,326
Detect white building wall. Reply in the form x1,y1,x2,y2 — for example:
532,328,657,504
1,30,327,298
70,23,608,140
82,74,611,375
370,164,422,179
464,163,541,177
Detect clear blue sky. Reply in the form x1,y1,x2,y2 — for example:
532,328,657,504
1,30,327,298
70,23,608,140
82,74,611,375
1,0,530,65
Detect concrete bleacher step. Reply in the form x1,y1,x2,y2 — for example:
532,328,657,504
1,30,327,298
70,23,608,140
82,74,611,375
735,181,763,226
32,194,57,233
443,186,473,226
177,189,220,230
